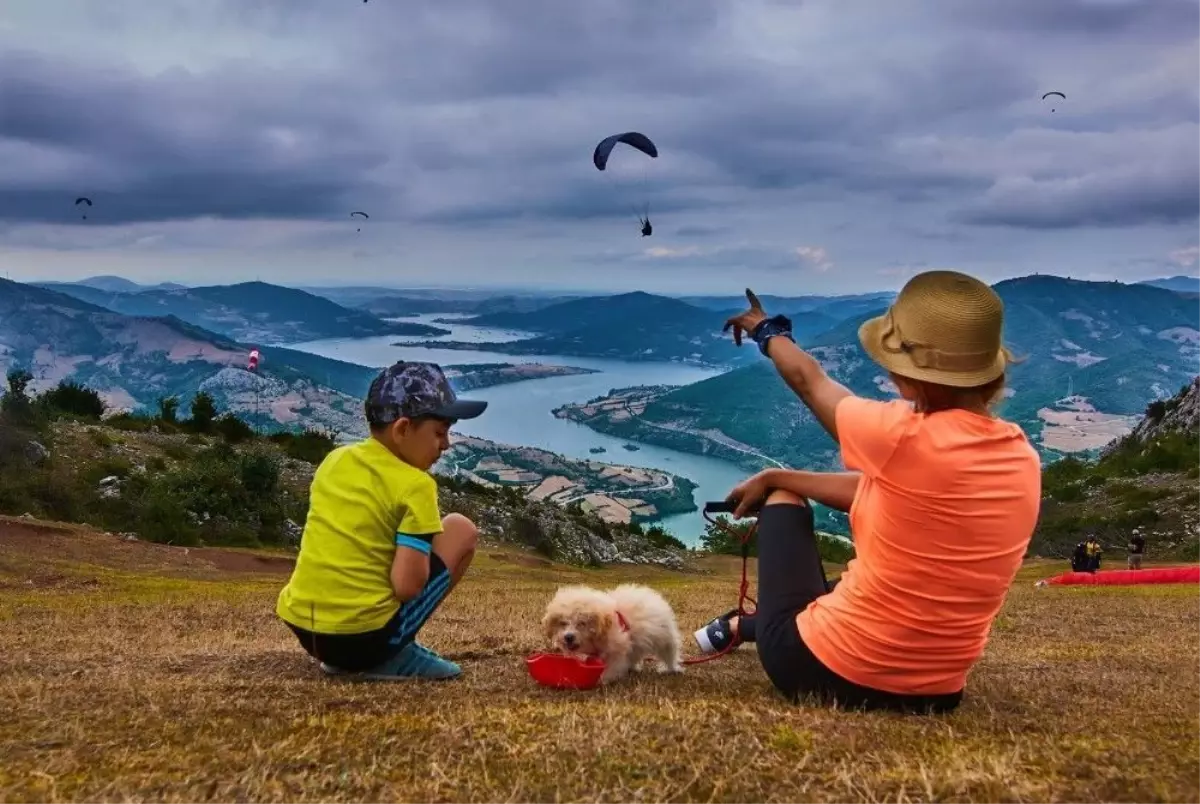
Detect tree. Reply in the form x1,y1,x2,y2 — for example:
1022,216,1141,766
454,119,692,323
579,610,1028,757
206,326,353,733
157,396,179,424
700,516,757,556
1,369,34,419
189,391,218,433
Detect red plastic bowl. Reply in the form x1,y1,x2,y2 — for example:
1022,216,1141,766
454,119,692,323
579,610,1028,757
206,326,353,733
525,652,606,690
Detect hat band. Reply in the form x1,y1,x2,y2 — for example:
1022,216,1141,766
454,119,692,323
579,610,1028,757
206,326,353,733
879,310,1001,373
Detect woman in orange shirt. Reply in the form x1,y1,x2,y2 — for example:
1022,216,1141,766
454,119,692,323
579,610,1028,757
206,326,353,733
693,271,1042,713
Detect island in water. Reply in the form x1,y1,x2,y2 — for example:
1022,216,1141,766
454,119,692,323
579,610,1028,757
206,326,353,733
436,434,697,525
442,362,599,391
551,385,786,473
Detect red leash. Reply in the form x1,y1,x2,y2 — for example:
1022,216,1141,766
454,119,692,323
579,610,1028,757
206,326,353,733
681,508,757,666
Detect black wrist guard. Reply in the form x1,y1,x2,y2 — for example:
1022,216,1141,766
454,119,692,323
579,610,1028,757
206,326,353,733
751,314,795,357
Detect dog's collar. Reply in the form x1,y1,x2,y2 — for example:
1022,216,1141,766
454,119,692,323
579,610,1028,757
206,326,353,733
616,611,630,632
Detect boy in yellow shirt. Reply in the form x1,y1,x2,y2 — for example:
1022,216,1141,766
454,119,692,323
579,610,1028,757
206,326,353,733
277,361,485,680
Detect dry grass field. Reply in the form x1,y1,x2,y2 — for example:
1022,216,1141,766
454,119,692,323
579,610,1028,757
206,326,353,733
1,515,1197,803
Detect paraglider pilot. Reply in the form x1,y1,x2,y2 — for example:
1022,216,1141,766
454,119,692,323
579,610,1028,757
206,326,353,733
640,217,652,237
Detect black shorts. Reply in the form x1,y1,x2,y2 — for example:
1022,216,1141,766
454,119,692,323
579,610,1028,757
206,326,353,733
286,553,451,672
753,502,963,714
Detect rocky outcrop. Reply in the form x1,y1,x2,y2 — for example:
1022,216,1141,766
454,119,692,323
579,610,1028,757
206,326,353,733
438,483,685,569
1112,375,1200,454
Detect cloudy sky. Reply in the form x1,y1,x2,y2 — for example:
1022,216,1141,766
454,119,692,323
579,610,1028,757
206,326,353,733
1,0,1197,294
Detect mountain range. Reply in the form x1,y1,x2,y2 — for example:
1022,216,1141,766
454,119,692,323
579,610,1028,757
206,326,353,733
1137,275,1200,294
558,276,1200,471
0,278,380,433
396,290,856,367
33,280,448,345
38,275,188,294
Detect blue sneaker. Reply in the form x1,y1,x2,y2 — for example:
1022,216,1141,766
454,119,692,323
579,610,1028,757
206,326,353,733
693,609,741,655
318,643,461,680
363,642,462,681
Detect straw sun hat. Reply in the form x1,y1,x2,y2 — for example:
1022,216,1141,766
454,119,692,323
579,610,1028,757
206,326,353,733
858,270,1014,388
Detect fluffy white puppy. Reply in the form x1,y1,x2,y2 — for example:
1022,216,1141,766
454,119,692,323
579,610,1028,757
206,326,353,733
541,583,683,684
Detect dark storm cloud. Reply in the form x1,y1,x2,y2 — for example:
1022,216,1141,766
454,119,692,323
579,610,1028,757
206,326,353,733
1,0,1196,236
0,49,391,224
946,0,1200,40
956,163,1200,230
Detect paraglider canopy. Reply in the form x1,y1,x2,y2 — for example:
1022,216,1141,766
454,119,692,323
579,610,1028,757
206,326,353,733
1041,91,1066,112
592,132,658,172
593,132,658,236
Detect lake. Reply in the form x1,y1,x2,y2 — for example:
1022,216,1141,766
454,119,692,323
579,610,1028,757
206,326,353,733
288,314,754,544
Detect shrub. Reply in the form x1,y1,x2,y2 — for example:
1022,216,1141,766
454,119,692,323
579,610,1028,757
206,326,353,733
700,516,855,564
642,525,686,550
107,412,158,432
157,396,179,424
269,427,338,465
188,392,217,433
215,413,256,444
512,512,556,557
39,381,106,419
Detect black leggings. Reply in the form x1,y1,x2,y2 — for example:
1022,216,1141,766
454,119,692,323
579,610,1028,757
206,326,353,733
740,501,963,714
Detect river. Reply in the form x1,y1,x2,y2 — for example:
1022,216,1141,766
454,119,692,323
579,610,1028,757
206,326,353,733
288,314,754,544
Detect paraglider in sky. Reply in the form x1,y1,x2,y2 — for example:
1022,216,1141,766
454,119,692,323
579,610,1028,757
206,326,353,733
247,349,260,372
350,211,369,232
593,132,658,237
1041,91,1066,112
75,197,92,220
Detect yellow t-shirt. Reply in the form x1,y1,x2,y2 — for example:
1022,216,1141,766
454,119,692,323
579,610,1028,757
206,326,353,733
276,438,444,634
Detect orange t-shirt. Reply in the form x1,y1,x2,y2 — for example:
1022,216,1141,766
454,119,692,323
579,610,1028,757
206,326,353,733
796,396,1041,695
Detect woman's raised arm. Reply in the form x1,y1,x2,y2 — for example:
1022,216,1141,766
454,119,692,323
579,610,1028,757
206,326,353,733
764,336,852,440
723,289,854,440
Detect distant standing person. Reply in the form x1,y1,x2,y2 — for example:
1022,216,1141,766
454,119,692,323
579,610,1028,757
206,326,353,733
1084,535,1103,573
1128,532,1146,570
1070,541,1088,573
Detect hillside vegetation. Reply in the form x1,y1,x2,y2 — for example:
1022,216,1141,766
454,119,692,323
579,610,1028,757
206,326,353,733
0,374,698,567
1034,377,1200,561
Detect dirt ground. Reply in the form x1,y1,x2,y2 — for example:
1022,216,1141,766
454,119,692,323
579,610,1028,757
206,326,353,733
1,517,1198,803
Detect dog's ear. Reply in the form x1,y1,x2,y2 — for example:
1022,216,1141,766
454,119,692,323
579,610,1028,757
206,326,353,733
599,611,614,635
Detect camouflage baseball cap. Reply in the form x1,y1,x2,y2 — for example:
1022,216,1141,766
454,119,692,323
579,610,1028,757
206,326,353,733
364,361,487,425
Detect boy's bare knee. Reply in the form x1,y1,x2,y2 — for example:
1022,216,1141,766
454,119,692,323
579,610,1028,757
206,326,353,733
764,488,808,507
442,513,479,549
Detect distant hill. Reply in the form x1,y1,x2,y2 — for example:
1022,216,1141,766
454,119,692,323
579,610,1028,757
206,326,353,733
32,280,449,345
1137,275,1200,294
680,291,896,323
1,281,599,434
358,294,580,318
39,276,187,294
571,276,1200,471
398,292,734,366
407,291,845,367
299,285,588,310
0,279,380,432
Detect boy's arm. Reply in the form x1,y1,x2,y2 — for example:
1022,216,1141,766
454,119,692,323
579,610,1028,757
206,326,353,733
391,545,434,602
390,473,443,602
